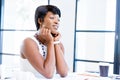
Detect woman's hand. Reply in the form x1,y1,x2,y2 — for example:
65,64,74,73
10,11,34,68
37,27,54,45
53,32,61,41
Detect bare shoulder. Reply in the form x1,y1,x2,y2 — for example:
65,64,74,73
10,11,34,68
22,37,38,47
20,37,39,58
23,37,36,44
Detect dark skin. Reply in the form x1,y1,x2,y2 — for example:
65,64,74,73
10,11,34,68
20,12,68,79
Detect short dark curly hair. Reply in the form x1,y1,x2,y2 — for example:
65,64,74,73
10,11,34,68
35,5,61,30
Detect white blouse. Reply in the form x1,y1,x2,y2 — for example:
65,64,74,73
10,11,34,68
20,36,47,78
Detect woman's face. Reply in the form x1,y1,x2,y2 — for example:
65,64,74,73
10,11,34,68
41,12,60,35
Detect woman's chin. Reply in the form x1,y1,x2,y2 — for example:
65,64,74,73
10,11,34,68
51,30,58,34
51,32,58,37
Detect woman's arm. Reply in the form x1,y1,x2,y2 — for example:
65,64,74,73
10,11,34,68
54,42,68,77
21,37,56,78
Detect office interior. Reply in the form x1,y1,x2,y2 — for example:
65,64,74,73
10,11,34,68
0,0,120,77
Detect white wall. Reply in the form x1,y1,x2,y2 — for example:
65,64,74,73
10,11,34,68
1,0,76,73
50,0,76,72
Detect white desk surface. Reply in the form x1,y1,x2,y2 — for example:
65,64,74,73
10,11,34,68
0,72,113,80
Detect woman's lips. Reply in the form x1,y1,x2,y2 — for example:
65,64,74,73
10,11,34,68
53,25,59,30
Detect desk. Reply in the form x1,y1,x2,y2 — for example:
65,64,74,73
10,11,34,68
0,72,112,80
39,72,112,80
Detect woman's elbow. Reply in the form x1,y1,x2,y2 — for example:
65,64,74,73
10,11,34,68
60,70,68,77
45,75,53,79
44,73,54,79
43,71,54,79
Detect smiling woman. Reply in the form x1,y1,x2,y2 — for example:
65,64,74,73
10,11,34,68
20,5,68,79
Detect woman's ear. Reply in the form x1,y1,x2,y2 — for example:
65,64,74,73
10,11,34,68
38,18,42,25
38,18,44,28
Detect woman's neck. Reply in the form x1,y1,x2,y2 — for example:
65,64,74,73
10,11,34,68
34,33,45,44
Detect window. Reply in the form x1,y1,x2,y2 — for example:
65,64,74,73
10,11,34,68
73,0,117,75
2,0,48,54
0,0,48,77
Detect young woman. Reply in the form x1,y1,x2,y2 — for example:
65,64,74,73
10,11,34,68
20,5,68,79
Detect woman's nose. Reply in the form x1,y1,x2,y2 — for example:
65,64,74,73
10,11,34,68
54,19,59,24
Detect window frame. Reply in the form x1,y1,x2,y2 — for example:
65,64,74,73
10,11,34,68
0,0,49,64
73,0,120,74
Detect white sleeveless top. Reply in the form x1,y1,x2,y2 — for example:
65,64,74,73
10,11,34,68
20,36,48,78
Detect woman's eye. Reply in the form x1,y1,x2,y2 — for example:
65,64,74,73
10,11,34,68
50,17,54,19
49,16,60,22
